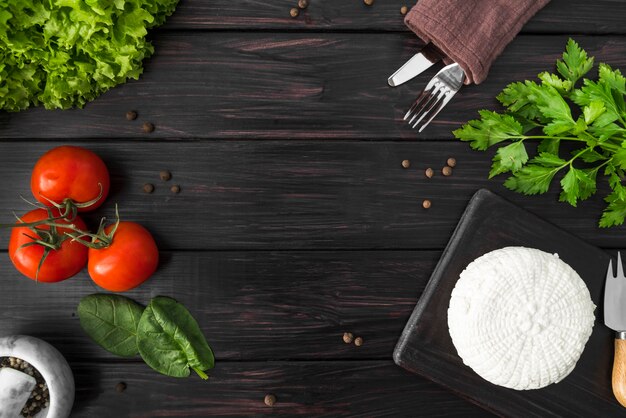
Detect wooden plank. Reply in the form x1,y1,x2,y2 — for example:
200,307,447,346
1,35,624,140
71,360,488,417
0,250,438,361
162,0,626,34
0,141,623,250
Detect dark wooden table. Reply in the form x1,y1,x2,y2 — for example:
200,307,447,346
1,1,625,416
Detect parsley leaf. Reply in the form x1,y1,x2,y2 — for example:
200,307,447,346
453,111,523,150
601,191,626,227
556,38,594,85
559,166,597,206
504,159,564,195
489,141,528,178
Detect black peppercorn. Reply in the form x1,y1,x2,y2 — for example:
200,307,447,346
160,170,172,181
143,183,155,194
142,122,155,133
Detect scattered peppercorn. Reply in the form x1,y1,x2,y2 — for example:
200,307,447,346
290,7,299,17
125,111,137,121
422,199,432,209
354,337,364,346
442,166,452,176
143,183,155,194
115,382,127,393
425,167,434,178
142,122,155,133
401,159,410,169
400,5,408,15
170,184,181,194
343,332,354,344
364,0,374,6
159,170,172,181
447,157,457,167
298,0,308,9
264,394,277,406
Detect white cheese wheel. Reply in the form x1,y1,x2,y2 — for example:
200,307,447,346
448,247,595,390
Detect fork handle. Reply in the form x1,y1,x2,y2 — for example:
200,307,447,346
612,333,626,407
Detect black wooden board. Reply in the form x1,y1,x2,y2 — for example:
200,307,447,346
3,35,626,141
393,189,623,417
70,360,487,417
162,0,626,34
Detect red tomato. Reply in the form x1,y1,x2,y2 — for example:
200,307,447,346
31,146,110,212
9,208,88,282
88,222,159,292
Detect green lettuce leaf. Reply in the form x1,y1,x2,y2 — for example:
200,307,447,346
0,0,178,111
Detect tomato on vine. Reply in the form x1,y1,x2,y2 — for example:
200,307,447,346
87,221,159,292
31,146,110,213
8,208,88,282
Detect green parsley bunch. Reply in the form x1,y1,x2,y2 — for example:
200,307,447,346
454,39,626,227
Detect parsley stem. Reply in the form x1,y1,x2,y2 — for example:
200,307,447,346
513,135,587,142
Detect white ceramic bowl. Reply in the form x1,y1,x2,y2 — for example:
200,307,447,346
0,335,74,418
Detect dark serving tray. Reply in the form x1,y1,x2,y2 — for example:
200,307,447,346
393,189,624,417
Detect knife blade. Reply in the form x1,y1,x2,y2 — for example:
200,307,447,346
387,43,444,87
604,252,626,408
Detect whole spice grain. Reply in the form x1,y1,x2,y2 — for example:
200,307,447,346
115,382,127,393
401,159,410,169
442,166,452,176
354,337,364,347
142,122,155,133
298,0,308,9
264,394,277,406
343,332,354,344
1,357,49,418
126,111,137,121
447,157,457,168
422,199,432,209
170,184,181,194
143,183,155,194
159,170,172,181
400,5,408,15
290,7,299,17
364,0,374,6
425,167,434,178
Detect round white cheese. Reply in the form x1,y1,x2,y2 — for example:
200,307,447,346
447,247,595,390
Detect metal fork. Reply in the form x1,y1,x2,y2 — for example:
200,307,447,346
404,63,465,132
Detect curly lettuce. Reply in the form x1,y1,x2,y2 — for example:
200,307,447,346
0,0,178,111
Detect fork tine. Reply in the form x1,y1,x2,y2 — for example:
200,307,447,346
417,91,450,132
411,88,445,128
407,83,442,125
608,259,615,279
408,91,438,125
618,252,624,278
405,84,439,123
404,89,430,121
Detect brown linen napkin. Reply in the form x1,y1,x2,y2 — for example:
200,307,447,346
404,0,550,84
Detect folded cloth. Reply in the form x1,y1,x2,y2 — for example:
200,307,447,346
404,0,550,84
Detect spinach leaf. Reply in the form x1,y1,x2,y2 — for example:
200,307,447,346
78,294,144,357
137,296,214,379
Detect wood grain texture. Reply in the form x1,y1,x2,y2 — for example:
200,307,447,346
162,0,626,34
613,339,626,408
1,35,625,140
0,250,437,361
70,360,489,417
0,141,623,251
